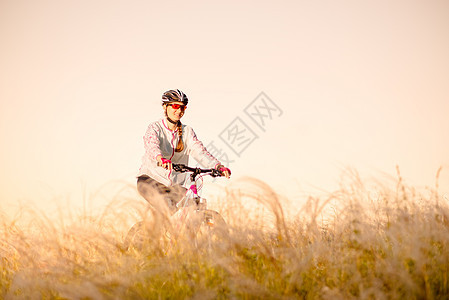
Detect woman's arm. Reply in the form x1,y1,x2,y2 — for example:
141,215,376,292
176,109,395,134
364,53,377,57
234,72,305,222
185,126,221,168
143,124,163,161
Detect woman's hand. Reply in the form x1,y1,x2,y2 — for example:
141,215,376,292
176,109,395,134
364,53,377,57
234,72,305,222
216,164,231,179
157,155,172,170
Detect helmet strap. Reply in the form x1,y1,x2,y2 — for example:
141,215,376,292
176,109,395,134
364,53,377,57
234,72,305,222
166,116,179,125
163,103,180,126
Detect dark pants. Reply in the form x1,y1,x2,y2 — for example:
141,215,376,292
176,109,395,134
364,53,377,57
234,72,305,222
137,175,187,214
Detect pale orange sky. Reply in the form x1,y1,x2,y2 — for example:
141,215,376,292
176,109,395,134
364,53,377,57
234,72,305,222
1,0,448,216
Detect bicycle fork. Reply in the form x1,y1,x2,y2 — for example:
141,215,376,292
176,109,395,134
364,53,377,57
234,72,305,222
172,183,207,233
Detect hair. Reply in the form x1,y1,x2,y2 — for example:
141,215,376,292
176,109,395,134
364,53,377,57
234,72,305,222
162,105,185,152
175,122,184,152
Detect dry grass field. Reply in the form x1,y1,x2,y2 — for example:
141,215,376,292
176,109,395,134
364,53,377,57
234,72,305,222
1,169,448,299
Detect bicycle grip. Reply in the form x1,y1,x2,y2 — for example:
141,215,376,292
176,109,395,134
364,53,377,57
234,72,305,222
157,158,171,167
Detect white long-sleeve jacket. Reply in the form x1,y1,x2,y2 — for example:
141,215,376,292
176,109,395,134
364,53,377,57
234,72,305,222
138,118,221,187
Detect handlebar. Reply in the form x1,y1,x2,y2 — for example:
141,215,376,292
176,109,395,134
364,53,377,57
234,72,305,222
157,162,224,181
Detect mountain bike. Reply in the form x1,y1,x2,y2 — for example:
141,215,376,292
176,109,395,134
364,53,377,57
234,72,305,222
123,163,227,252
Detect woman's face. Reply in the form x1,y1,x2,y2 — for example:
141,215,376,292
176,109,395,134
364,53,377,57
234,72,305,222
164,101,186,122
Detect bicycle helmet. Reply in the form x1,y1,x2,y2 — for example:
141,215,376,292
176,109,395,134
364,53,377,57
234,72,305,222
162,89,189,105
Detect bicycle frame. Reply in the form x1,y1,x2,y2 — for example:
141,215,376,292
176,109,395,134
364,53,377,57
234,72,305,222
170,164,224,234
124,164,226,251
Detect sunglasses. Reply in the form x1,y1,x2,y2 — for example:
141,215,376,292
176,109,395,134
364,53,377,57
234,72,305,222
168,103,187,111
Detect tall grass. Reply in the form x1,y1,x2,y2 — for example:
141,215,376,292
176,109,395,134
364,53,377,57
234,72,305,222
1,169,448,299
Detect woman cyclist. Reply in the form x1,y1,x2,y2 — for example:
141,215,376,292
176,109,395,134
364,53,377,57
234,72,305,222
137,89,231,214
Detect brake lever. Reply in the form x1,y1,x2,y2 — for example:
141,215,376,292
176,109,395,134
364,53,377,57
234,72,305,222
211,169,223,177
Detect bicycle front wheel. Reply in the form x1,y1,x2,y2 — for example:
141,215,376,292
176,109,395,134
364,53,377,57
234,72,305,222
194,209,228,250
